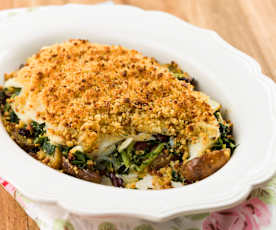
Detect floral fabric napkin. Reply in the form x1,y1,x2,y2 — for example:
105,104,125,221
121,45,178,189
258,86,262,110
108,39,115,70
1,176,276,230
1,3,276,230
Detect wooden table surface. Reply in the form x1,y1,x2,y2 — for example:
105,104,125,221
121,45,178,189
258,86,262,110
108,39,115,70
0,0,275,229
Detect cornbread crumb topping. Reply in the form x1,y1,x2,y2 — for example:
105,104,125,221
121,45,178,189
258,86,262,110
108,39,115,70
5,39,217,154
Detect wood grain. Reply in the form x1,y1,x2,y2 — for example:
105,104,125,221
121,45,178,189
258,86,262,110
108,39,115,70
0,187,38,230
0,0,275,229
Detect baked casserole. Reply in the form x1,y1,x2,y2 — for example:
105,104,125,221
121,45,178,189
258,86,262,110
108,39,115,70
0,39,236,189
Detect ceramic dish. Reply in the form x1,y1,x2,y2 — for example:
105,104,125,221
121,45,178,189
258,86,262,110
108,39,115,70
0,4,276,222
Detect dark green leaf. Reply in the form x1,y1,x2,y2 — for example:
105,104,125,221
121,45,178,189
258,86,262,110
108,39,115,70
212,120,237,153
71,151,89,168
172,73,189,81
71,160,85,165
75,151,86,162
34,136,48,145
58,145,71,156
42,140,56,155
11,88,21,97
4,103,10,113
117,165,129,174
0,89,6,105
95,156,114,172
31,121,45,137
172,170,184,182
9,110,19,123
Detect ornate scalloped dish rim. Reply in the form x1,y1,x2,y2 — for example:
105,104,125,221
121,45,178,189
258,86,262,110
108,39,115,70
0,4,276,222
143,7,276,189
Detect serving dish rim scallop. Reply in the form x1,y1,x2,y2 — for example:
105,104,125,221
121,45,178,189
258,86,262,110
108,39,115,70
0,4,276,222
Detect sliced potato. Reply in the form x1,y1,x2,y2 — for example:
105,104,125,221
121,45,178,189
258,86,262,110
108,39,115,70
181,148,230,181
62,157,101,183
188,122,220,159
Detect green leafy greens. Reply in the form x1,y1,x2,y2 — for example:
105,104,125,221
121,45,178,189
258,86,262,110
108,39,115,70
71,150,90,168
212,112,236,153
31,121,46,137
167,62,193,82
95,141,166,174
58,145,72,156
136,143,165,172
42,140,56,155
9,110,19,123
11,88,21,97
34,136,56,155
172,170,184,183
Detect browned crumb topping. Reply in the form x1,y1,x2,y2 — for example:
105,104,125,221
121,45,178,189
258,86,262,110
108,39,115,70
152,167,173,189
6,39,216,153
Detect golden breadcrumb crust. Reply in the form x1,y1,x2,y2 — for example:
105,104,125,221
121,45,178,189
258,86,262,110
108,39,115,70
5,39,216,153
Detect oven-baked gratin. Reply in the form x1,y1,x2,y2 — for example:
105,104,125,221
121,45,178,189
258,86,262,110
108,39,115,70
0,39,236,189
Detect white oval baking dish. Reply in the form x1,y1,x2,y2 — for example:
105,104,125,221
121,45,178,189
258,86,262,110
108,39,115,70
0,4,275,222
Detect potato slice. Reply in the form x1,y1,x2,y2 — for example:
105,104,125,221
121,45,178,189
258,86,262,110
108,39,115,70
181,148,230,181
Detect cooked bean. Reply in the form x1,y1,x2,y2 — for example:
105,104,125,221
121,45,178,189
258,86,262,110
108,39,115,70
18,128,31,137
109,172,124,187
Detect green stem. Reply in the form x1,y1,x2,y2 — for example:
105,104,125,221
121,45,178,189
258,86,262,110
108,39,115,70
137,143,165,172
121,142,135,168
